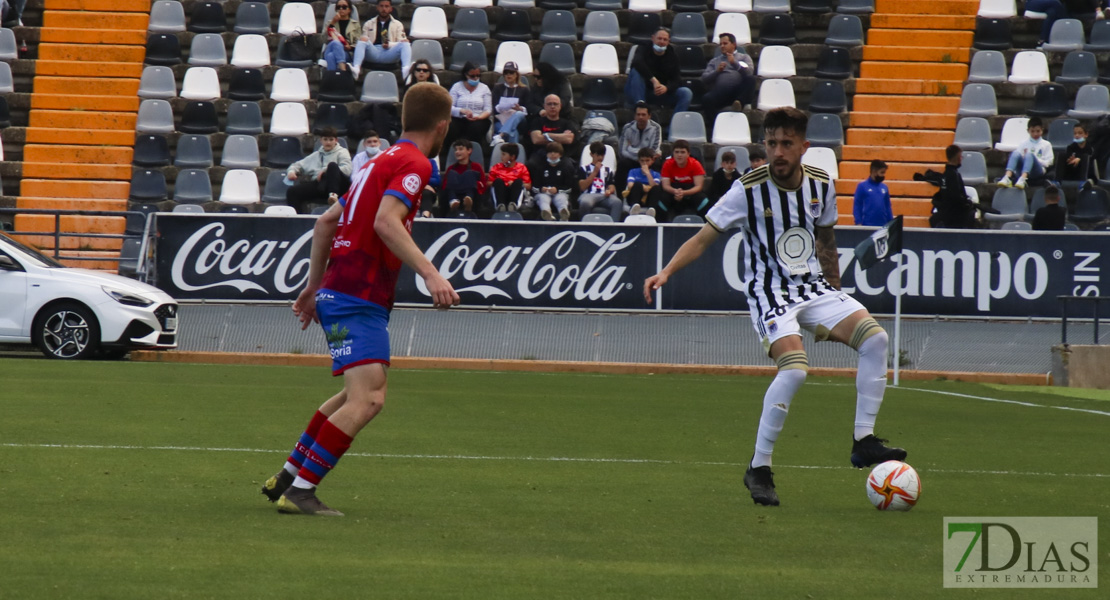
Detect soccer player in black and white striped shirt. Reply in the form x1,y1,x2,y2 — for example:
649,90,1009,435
644,107,907,506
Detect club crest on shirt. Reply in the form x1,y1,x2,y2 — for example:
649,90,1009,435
768,320,778,334
402,174,422,195
809,199,822,217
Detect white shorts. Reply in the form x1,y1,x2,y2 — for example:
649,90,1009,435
749,292,866,354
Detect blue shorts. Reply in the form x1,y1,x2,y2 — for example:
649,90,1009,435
315,288,391,376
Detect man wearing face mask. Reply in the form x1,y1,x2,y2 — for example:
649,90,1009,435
625,28,693,115
853,160,892,227
350,131,383,173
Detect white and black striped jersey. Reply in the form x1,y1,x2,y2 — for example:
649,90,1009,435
705,164,838,315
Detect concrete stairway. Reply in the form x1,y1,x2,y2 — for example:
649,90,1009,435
838,0,977,228
14,0,148,268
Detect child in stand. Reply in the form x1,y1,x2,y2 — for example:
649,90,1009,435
487,143,531,212
624,147,661,218
708,150,742,204
440,138,487,218
350,131,383,173
530,142,576,221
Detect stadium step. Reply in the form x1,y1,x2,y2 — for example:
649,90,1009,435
39,28,148,45
20,180,130,199
861,46,970,63
859,61,969,81
839,196,935,216
874,0,979,16
43,11,149,30
850,112,957,130
836,214,931,228
842,146,948,163
37,42,146,62
47,0,152,11
20,162,133,180
16,197,129,211
870,14,977,30
29,110,137,130
31,93,140,112
25,127,136,146
867,29,975,48
853,95,961,114
847,129,955,148
23,145,134,165
854,79,963,96
33,60,144,79
835,179,936,198
840,161,940,182
32,76,140,97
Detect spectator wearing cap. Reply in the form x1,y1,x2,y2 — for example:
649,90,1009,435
617,102,663,184
625,28,692,114
447,62,493,155
701,33,756,118
351,0,413,79
491,62,532,146
853,160,892,226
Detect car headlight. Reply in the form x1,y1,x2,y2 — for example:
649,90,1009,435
103,286,155,307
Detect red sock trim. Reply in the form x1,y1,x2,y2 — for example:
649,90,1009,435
296,420,354,485
316,420,353,458
306,410,328,438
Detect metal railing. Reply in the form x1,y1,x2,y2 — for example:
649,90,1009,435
1058,295,1110,345
0,207,145,263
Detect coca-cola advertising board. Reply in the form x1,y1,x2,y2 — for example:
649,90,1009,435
153,214,1107,317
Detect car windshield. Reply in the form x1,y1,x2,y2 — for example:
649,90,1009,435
0,232,65,268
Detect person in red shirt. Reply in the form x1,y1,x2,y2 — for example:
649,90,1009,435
487,143,532,212
440,138,488,218
660,139,708,222
261,83,459,517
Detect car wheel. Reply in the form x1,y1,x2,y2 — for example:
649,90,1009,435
32,302,101,360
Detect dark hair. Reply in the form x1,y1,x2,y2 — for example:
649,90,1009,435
589,141,606,156
1045,185,1060,199
719,33,736,45
673,139,690,151
654,27,671,36
748,145,766,161
870,159,887,171
1075,121,1089,133
634,101,651,115
721,151,736,163
637,147,655,160
365,130,379,140
501,143,519,158
545,142,564,155
1028,117,1044,130
461,61,480,77
945,144,962,161
377,0,392,5
453,138,472,149
319,127,339,139
533,62,566,93
762,107,809,138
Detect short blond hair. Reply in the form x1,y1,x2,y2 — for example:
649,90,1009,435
402,82,452,133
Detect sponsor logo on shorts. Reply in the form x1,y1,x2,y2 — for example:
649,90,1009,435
402,174,422,195
325,323,353,358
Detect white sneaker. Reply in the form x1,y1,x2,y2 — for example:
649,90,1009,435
318,59,328,68
351,65,361,79
540,209,554,221
997,175,1012,188
558,206,570,221
508,202,518,212
491,134,505,146
646,207,657,218
1014,177,1027,190
630,203,643,215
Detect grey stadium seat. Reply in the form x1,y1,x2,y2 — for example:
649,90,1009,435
953,117,993,151
959,151,988,185
670,13,708,45
174,134,214,168
451,9,490,41
449,41,488,72
138,66,177,99
187,33,227,67
1042,19,1085,52
984,188,1028,226
826,15,864,46
262,171,290,204
221,135,261,169
1056,51,1097,85
582,12,621,45
234,2,272,35
539,43,577,75
957,84,997,118
806,113,843,148
668,111,708,143
136,99,175,134
173,169,214,204
967,50,1007,84
411,39,445,70
539,11,577,44
1069,84,1110,119
225,101,264,135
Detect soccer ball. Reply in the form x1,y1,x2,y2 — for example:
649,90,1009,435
865,460,921,511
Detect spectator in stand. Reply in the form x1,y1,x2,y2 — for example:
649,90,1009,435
527,63,573,120
660,140,708,221
1032,185,1067,230
285,127,353,213
488,143,531,212
708,150,742,206
745,146,767,173
527,95,578,166
491,62,531,146
402,58,438,93
577,142,624,222
1062,122,1096,183
1,0,23,27
446,62,493,156
440,138,487,218
625,28,692,114
617,102,663,183
351,0,413,79
323,1,360,74
1026,1,1067,48
931,144,977,229
623,147,662,219
530,142,576,221
853,159,893,226
997,117,1053,190
701,33,756,118
350,131,383,173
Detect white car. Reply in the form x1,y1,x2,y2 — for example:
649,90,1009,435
0,232,179,359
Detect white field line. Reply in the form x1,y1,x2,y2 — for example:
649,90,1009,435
2,442,1108,479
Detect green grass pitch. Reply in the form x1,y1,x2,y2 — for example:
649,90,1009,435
0,359,1106,599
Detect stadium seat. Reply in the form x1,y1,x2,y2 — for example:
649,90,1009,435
814,47,852,79
582,12,620,44
265,136,305,168
118,238,141,277
147,1,186,33
452,8,490,41
314,103,350,136
826,15,864,46
492,211,525,221
449,41,488,72
714,14,753,45
581,44,620,76
984,188,1028,226
967,50,1007,84
271,68,310,102
539,43,577,75
129,169,168,201
1069,187,1110,224
801,147,838,179
994,118,1030,152
495,42,532,74
0,29,15,62
145,33,181,65
221,204,251,214
317,70,356,103
1027,186,1067,217
261,171,290,204
138,66,176,99
711,112,751,145
668,112,707,143
174,134,214,168
624,214,657,225
1001,220,1032,231
671,13,709,45
410,7,449,39
225,101,264,135
953,117,993,151
628,0,666,11
495,9,533,42
274,37,314,68
806,114,843,148
672,214,705,224
672,0,709,11
187,33,227,67
756,46,795,78
676,45,706,77
715,145,750,170
1009,51,1050,84
220,170,261,204
582,213,614,223
172,202,206,213
360,71,400,103
412,39,445,70
957,83,997,118
959,151,988,185
809,80,847,114
173,169,214,204
264,205,298,216
1026,83,1068,117
221,135,261,169
136,99,175,134
230,34,270,68
1068,84,1110,119
753,0,790,11
227,68,265,101
1046,118,1077,152
234,2,272,35
1086,19,1110,51
0,96,7,128
1042,19,1085,52
578,144,617,173
189,2,227,34
412,0,448,5
323,3,361,25
836,0,874,13
537,0,575,8
0,63,9,95
585,109,618,131
795,0,832,12
581,77,620,110
180,67,220,101
628,13,663,46
270,102,310,136
132,134,171,167
277,3,317,36
978,0,1016,18
714,0,752,12
1056,51,1097,85
584,0,621,8
974,18,1011,51
756,79,795,111
759,14,795,46
539,11,577,43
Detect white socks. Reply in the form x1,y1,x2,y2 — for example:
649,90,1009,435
751,368,806,468
854,331,889,441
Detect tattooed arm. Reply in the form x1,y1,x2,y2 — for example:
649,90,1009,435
815,225,841,290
